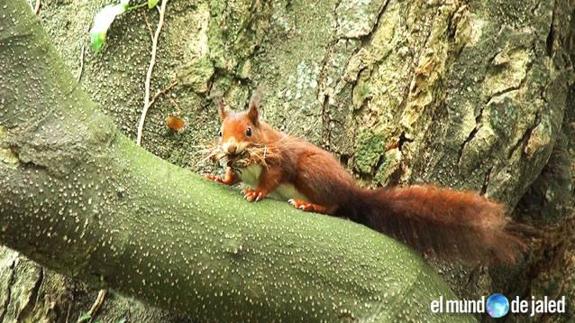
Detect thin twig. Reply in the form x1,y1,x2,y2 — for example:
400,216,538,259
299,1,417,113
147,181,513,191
168,96,181,113
87,289,107,322
65,303,71,323
34,0,41,15
136,0,169,146
148,79,177,109
142,12,154,41
77,44,85,83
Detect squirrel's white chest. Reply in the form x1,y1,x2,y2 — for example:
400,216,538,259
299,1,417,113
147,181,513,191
236,164,263,188
236,165,308,201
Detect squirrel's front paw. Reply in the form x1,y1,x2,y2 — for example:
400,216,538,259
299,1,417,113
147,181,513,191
242,188,266,202
205,174,223,183
205,174,234,185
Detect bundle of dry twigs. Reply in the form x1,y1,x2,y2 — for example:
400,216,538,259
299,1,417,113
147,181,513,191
206,143,282,171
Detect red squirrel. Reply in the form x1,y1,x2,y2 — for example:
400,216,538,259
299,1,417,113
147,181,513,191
206,93,526,264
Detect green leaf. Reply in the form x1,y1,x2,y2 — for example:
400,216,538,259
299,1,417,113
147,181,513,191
148,0,159,9
90,32,106,52
89,2,128,53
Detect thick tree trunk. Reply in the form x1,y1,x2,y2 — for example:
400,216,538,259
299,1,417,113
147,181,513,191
0,246,191,323
1,0,574,321
0,1,472,322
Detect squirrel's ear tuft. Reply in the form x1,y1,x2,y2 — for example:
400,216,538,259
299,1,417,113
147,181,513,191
248,90,261,125
218,99,228,121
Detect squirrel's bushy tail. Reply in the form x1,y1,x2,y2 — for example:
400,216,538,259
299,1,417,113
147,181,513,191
347,185,527,264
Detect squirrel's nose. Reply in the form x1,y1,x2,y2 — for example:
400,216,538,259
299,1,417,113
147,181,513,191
225,144,237,154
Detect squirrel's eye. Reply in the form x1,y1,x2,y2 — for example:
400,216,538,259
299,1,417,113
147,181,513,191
246,127,252,137
218,130,222,137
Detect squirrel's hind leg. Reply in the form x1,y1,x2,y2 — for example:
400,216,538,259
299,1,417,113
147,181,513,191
288,199,329,214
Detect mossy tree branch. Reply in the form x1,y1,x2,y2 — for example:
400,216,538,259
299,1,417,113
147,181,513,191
0,1,470,322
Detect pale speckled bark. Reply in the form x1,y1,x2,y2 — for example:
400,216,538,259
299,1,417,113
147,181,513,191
2,0,574,321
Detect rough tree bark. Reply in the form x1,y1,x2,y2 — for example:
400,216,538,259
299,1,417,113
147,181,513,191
1,0,574,321
0,1,472,322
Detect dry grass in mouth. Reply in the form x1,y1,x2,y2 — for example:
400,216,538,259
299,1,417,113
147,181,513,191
204,144,282,172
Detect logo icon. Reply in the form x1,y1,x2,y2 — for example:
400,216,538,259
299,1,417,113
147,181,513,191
486,293,509,318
